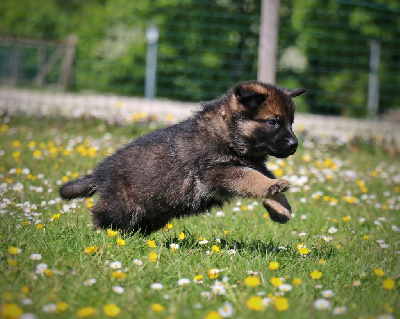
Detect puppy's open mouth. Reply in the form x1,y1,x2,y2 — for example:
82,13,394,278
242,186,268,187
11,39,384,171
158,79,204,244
269,148,297,158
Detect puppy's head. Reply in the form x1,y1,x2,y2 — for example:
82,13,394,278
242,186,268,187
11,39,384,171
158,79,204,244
229,81,305,159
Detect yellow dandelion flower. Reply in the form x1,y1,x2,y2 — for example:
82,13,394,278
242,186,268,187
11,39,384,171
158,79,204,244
302,154,311,162
33,149,42,159
0,123,9,133
342,216,351,222
275,296,289,311
270,277,283,287
112,271,127,280
208,268,219,279
84,246,99,254
149,251,158,262
212,245,220,253
383,278,395,290
103,303,120,317
8,246,21,255
56,301,68,313
293,278,302,286
52,213,61,220
7,259,17,266
193,274,203,283
246,296,264,311
21,286,30,295
76,307,97,318
269,261,279,270
3,292,14,301
363,235,369,240
310,270,322,279
107,229,118,237
147,239,156,248
299,246,309,255
151,303,165,313
36,223,44,229
374,268,385,277
1,303,23,319
179,232,185,240
245,276,261,287
44,269,53,277
165,223,173,229
274,168,283,177
12,151,21,159
204,311,222,319
116,238,126,246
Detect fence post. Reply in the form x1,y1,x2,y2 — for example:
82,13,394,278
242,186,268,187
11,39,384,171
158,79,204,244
145,25,159,99
58,35,78,91
257,0,280,84
367,40,380,119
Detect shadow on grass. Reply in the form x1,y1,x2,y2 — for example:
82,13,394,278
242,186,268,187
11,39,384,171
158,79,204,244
160,228,338,260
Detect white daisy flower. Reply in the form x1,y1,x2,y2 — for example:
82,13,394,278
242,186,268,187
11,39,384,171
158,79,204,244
42,303,57,313
83,278,96,286
215,211,225,217
321,289,335,298
30,253,42,261
178,278,191,286
112,286,124,294
314,298,331,310
333,306,347,315
35,263,48,274
218,302,234,317
279,284,292,292
133,259,143,266
110,261,122,269
151,283,163,290
328,227,337,234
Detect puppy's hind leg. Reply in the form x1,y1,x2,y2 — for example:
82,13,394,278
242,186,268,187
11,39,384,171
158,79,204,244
263,194,292,224
91,200,114,229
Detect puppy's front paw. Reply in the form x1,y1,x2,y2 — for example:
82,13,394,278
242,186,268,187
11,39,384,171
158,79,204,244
267,179,290,196
263,195,292,224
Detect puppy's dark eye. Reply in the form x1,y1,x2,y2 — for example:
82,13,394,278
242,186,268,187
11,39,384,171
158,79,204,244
266,118,277,126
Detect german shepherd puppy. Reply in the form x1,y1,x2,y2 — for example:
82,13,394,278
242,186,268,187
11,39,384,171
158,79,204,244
60,81,305,234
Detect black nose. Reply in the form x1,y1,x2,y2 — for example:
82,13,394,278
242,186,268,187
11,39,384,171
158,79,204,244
287,137,298,153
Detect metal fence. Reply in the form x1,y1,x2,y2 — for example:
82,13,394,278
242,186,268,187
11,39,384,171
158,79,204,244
0,0,399,117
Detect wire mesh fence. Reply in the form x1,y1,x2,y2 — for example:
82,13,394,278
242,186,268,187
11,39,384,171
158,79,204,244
0,0,399,117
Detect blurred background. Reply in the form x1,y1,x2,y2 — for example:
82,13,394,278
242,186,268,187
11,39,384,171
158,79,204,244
0,0,399,118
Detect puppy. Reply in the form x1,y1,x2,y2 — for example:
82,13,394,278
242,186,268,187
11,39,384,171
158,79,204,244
60,81,305,234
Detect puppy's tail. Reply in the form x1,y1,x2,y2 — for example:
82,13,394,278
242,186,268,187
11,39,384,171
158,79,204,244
59,175,97,200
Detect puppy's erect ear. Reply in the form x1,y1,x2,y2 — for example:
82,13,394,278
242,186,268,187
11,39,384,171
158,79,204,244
235,86,268,109
283,88,306,98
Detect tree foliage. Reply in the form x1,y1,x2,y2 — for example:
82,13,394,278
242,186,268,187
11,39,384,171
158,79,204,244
0,0,398,116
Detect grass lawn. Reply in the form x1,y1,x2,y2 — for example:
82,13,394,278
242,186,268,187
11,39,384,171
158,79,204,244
0,114,399,319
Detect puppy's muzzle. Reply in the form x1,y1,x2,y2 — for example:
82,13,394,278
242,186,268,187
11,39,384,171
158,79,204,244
286,137,298,155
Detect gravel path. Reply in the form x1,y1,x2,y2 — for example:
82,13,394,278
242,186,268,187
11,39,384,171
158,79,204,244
1,87,399,145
